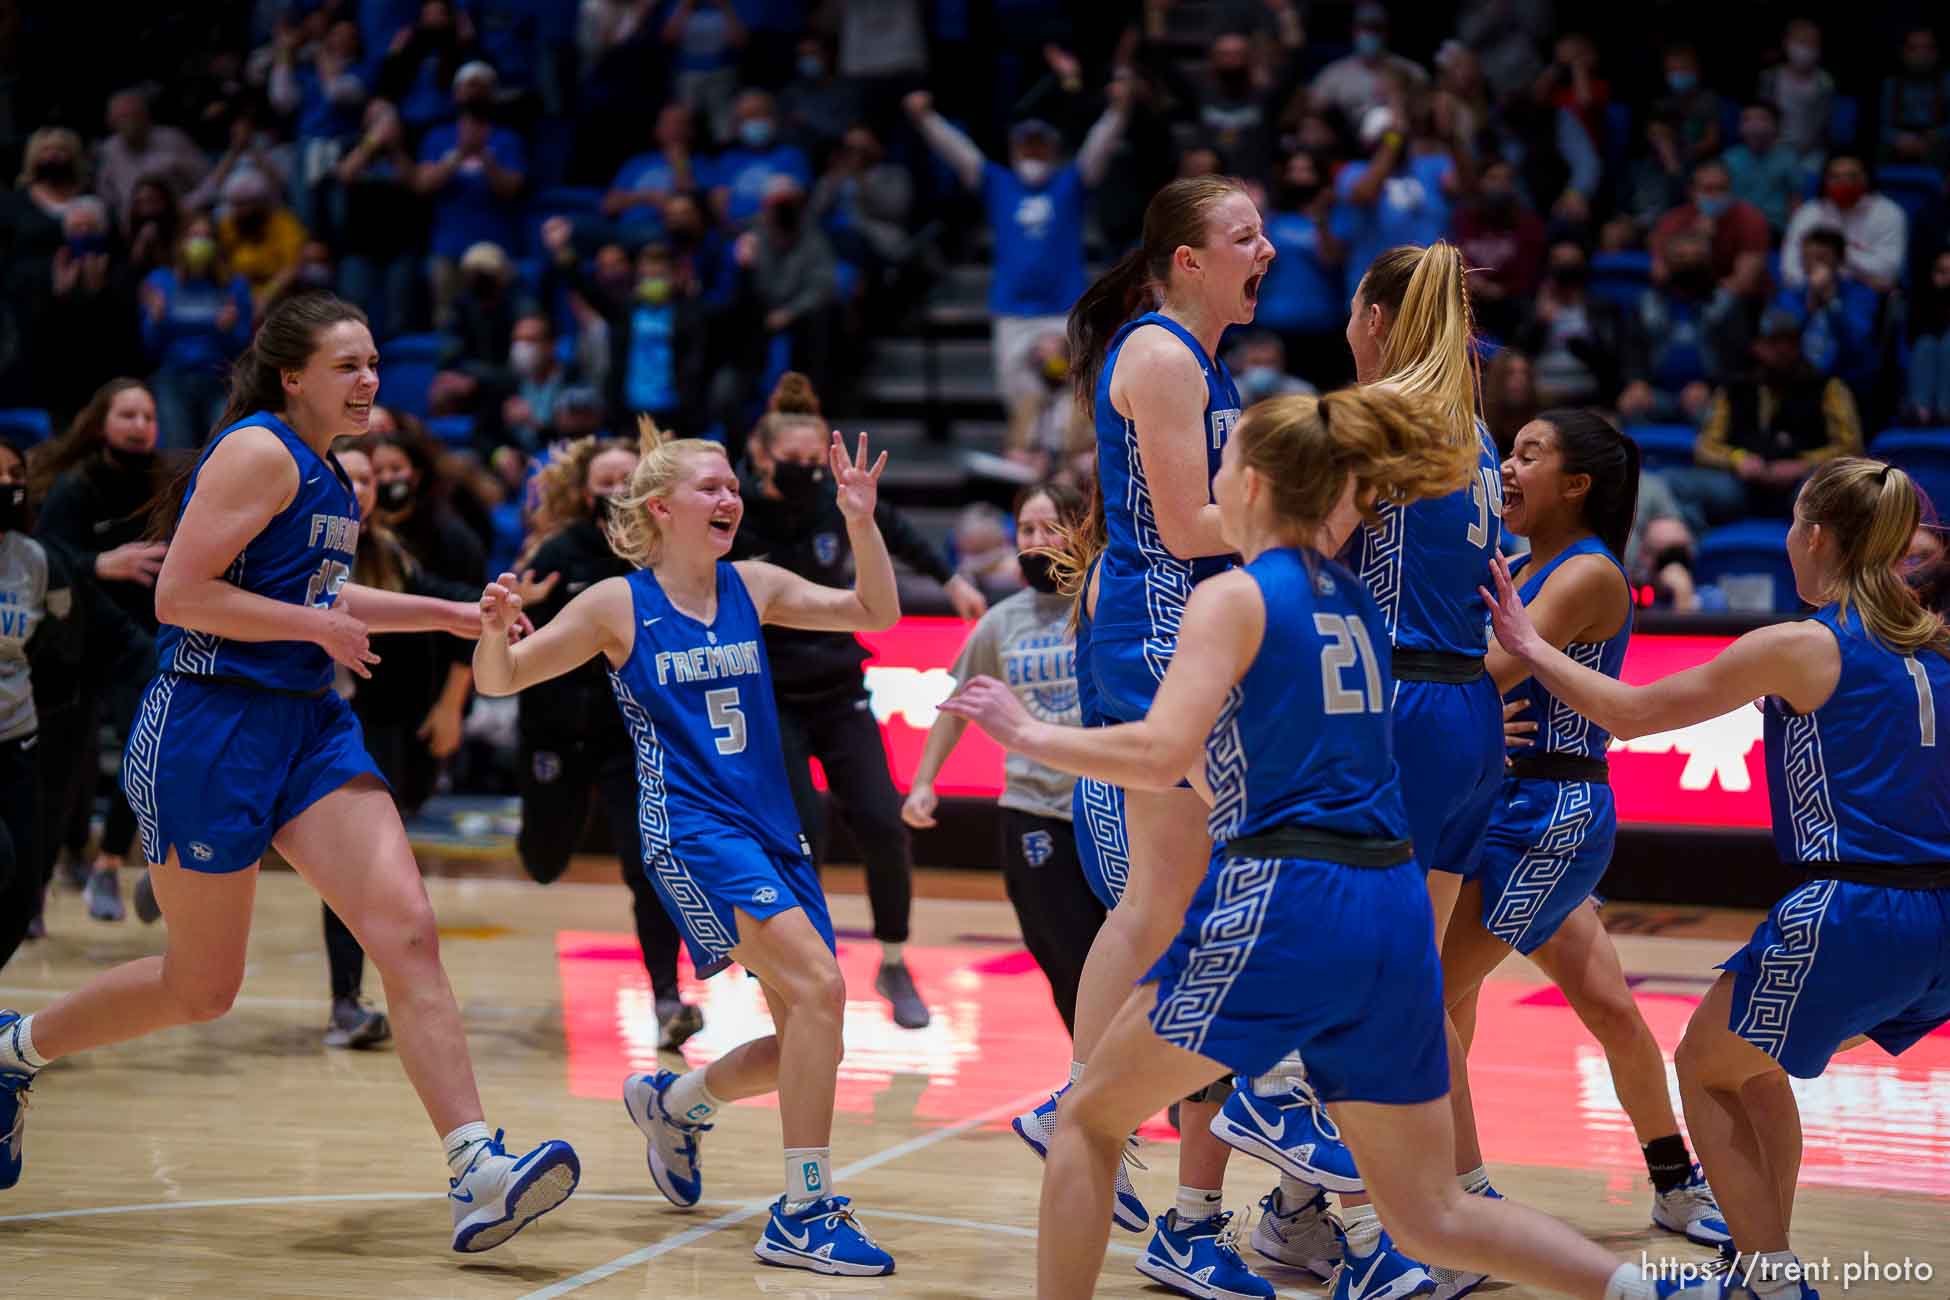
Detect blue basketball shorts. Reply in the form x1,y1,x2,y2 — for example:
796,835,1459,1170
1721,878,1950,1078
1145,852,1450,1104
122,674,384,874
1392,675,1502,875
646,827,836,978
1073,776,1130,910
1471,777,1617,955
1090,630,1172,724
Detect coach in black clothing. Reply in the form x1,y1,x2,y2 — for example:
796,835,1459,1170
730,375,986,1030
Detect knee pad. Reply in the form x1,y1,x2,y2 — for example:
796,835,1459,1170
1184,1075,1234,1106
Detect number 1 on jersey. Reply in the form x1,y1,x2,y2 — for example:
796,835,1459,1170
706,687,748,755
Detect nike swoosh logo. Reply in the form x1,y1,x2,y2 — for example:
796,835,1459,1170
1348,1252,1387,1300
643,617,661,627
777,1222,811,1249
306,476,320,485
1160,1235,1197,1270
1245,1099,1284,1142
449,1188,475,1204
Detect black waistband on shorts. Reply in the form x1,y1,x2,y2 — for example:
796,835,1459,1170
1507,751,1610,783
1806,862,1950,889
171,671,332,700
1222,824,1416,868
1392,649,1486,683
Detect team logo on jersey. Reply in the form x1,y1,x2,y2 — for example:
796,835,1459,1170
814,533,840,566
1021,830,1055,867
753,886,779,905
532,751,562,784
1314,572,1336,596
189,842,214,863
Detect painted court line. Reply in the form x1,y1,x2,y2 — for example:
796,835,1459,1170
516,1088,1050,1300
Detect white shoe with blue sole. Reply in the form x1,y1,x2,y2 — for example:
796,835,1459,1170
1653,1165,1733,1248
624,1069,709,1208
448,1130,580,1252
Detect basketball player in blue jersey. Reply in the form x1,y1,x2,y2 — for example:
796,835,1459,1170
1486,456,1950,1300
0,293,582,1254
946,386,1726,1300
1011,174,1279,1300
470,424,904,1277
1442,411,1728,1253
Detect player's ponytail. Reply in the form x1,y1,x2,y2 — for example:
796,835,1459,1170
750,370,825,453
1358,242,1481,445
605,412,730,568
1797,457,1950,658
146,291,370,540
1538,408,1640,561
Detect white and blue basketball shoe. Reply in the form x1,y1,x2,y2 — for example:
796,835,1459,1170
0,1010,33,1190
1210,1078,1364,1192
1329,1226,1435,1300
1136,1210,1275,1300
1652,1165,1732,1248
624,1069,708,1207
1012,1086,1149,1231
447,1130,581,1252
1251,1187,1342,1279
754,1194,896,1275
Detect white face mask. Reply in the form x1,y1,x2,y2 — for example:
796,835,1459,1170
510,340,546,377
1014,159,1052,187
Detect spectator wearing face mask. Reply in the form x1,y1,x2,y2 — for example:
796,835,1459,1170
33,197,145,429
1779,155,1908,293
659,190,738,309
1653,42,1724,163
1906,250,1950,426
706,90,811,227
415,62,528,328
1257,150,1352,385
184,98,294,217
267,16,370,228
906,86,1129,426
541,216,706,438
139,217,254,447
1227,332,1317,407
1650,159,1770,283
502,313,574,449
1336,86,1464,300
94,89,210,230
0,436,66,964
3,128,87,280
778,35,862,160
1310,2,1430,127
215,169,309,316
334,98,428,341
1517,239,1646,410
1627,231,1719,425
1771,227,1878,397
1758,19,1836,169
1882,27,1950,167
1454,158,1547,341
602,102,698,245
1722,102,1802,234
808,123,916,296
1003,329,1088,476
369,425,489,587
1140,7,1308,184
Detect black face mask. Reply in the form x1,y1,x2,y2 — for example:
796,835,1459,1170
1277,182,1322,209
0,483,26,533
1018,551,1060,593
1548,263,1587,287
1216,67,1251,96
1651,544,1693,573
377,478,415,512
770,200,803,234
33,159,76,186
771,459,826,506
104,445,155,472
1669,266,1713,296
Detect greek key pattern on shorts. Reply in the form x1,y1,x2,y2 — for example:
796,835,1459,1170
1153,855,1279,1057
609,670,737,958
124,674,177,866
1781,711,1839,861
1486,780,1593,949
1078,778,1129,904
1735,878,1838,1060
1354,502,1405,638
1543,641,1605,755
1204,686,1248,842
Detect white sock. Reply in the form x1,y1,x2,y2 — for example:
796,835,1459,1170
1252,1052,1307,1096
784,1146,831,1208
880,942,904,967
1175,1185,1223,1224
1342,1202,1381,1256
1749,1252,1803,1298
1277,1175,1322,1209
663,1068,724,1127
1,1014,48,1073
443,1121,494,1178
1457,1164,1492,1195
1068,1059,1085,1087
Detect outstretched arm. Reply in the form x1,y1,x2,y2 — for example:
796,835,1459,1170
337,583,480,636
1115,327,1233,559
904,91,987,191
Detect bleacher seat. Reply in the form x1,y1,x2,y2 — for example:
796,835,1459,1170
378,332,453,420
1589,251,1652,308
1873,165,1944,230
1626,423,1697,472
426,414,476,448
1829,95,1859,149
1694,520,1798,613
1872,429,1950,520
0,408,54,445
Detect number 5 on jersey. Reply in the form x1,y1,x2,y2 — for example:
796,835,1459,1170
706,687,748,755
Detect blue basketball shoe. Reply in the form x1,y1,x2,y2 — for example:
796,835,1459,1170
1652,1165,1732,1248
447,1130,580,1252
1135,1210,1275,1300
624,1070,708,1207
1210,1078,1363,1192
1011,1085,1149,1232
1329,1226,1435,1300
0,1011,32,1191
754,1194,896,1276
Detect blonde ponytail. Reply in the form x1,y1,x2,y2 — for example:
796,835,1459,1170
604,414,729,568
1360,242,1481,445
1798,457,1950,658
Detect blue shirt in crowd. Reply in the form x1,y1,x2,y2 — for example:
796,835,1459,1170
624,303,678,413
1639,291,1710,392
705,144,812,224
1336,154,1455,298
610,150,689,241
140,269,255,374
1257,207,1353,334
418,122,528,259
982,161,1087,318
1773,280,1879,391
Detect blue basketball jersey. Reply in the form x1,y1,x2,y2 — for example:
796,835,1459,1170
606,563,806,859
156,411,359,694
1349,423,1501,655
1205,549,1411,846
1092,312,1239,647
1764,605,1950,867
1504,536,1631,760
1075,562,1104,727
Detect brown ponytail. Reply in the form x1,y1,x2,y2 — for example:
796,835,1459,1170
1798,457,1950,658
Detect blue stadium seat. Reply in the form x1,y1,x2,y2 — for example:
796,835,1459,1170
427,414,476,448
378,332,453,419
1828,95,1859,149
1589,251,1652,308
1626,423,1698,472
1872,429,1950,520
0,408,54,445
1874,165,1944,230
1694,520,1798,613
